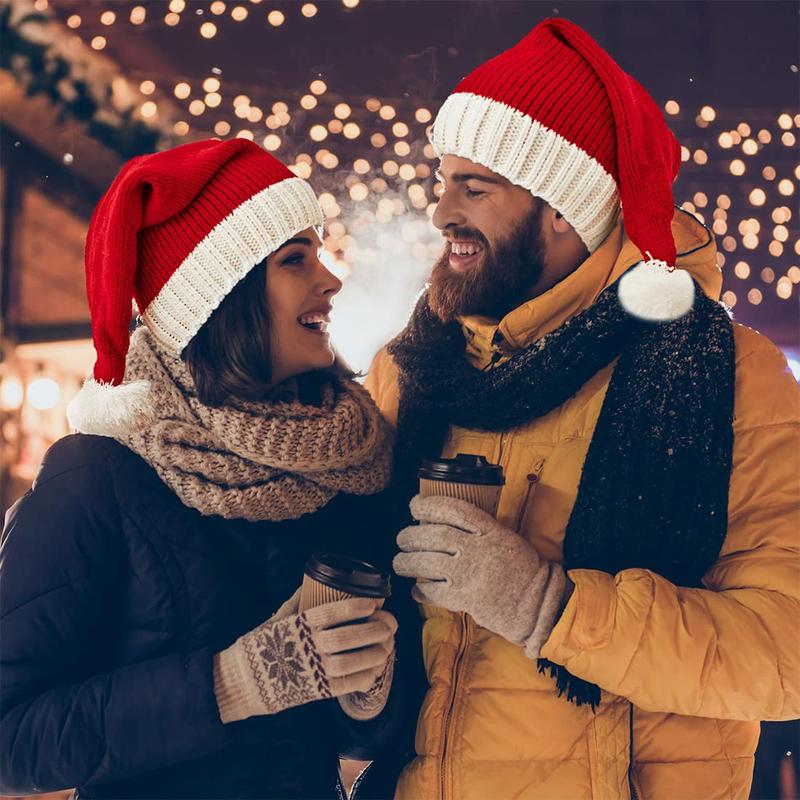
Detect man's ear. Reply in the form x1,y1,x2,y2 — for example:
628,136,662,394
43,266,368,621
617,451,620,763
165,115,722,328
549,208,573,235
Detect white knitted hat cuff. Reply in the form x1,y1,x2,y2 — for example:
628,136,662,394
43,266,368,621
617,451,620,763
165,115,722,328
431,92,621,253
142,177,324,352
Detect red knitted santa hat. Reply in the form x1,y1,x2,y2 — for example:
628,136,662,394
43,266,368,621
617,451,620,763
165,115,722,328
431,17,694,321
67,138,323,435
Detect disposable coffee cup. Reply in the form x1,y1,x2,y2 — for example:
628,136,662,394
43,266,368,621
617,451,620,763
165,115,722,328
298,552,391,612
419,453,505,516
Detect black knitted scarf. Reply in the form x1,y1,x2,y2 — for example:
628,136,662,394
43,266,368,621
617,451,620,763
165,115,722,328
388,279,736,708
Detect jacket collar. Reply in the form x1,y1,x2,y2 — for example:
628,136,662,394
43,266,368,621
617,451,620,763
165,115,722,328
460,208,720,369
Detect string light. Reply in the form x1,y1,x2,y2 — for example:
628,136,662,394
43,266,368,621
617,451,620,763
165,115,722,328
200,22,217,38
267,10,285,26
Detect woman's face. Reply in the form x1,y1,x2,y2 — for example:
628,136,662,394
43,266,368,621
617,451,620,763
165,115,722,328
266,227,343,385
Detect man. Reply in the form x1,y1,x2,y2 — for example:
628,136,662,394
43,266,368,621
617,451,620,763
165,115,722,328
366,18,800,800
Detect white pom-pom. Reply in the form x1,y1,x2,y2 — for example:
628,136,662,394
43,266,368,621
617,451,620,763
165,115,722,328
66,378,155,437
618,256,695,321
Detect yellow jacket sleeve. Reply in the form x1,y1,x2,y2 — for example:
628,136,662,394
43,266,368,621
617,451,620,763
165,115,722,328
365,347,400,429
540,326,800,721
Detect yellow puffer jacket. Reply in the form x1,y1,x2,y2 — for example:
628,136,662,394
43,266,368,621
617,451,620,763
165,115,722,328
366,210,800,800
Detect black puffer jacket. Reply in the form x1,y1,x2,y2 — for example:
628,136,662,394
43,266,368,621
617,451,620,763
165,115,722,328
0,433,408,799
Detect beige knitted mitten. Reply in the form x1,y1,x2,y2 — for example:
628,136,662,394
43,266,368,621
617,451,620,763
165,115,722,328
214,596,396,723
394,494,566,659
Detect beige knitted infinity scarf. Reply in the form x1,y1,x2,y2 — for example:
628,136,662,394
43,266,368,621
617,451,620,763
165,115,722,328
117,327,393,521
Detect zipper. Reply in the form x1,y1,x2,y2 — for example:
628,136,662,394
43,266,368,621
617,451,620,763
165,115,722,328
628,702,638,800
439,612,470,799
514,458,546,532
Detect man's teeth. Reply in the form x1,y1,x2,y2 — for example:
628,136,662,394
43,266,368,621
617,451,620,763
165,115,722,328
451,242,483,256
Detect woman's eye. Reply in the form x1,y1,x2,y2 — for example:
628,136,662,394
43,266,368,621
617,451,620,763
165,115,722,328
283,252,305,265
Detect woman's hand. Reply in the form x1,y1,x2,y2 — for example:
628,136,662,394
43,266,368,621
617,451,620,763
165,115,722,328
213,596,397,723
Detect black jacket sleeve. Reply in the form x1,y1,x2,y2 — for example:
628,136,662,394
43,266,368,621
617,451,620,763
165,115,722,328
0,449,229,794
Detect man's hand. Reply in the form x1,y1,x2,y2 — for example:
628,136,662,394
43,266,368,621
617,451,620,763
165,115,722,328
393,494,567,659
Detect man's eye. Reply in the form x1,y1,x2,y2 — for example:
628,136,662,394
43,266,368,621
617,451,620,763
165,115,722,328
465,188,484,198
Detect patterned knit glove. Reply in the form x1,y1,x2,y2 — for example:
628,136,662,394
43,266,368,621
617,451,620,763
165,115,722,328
213,596,396,723
394,495,566,659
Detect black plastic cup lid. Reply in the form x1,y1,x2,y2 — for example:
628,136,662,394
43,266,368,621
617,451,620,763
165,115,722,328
304,552,391,598
419,453,505,486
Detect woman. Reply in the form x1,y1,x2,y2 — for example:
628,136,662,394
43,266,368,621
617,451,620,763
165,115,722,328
0,139,398,799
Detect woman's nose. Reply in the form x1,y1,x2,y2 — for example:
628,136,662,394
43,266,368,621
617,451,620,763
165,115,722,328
315,258,343,296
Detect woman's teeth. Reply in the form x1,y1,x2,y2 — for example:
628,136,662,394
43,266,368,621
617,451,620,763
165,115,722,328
298,313,329,332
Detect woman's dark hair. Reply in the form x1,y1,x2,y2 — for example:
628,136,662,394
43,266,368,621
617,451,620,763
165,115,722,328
182,260,353,407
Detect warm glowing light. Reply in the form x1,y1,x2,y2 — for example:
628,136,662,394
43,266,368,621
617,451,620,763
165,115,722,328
210,1,226,13
233,94,250,107
712,219,727,235
203,77,221,92
379,105,397,120
776,278,793,299
769,241,784,257
169,0,186,11
737,122,751,137
700,105,716,122
189,99,205,116
382,160,399,176
349,182,368,201
415,108,432,124
27,378,60,411
398,163,416,181
788,266,800,283
781,131,796,147
328,119,344,134
742,138,758,156
130,6,146,23
366,98,381,112
749,188,766,206
310,125,328,142
139,80,156,95
174,82,191,99
717,194,731,209
173,121,189,136
778,179,795,196
334,103,352,119
722,236,737,252
200,22,218,38
342,0,360,7
91,36,107,50
742,233,759,249
300,94,317,109
729,159,745,176
310,79,327,95
370,133,387,148
761,267,775,283
140,101,157,118
301,4,318,17
734,261,750,279
692,149,708,165
393,122,410,138
101,10,116,25
664,100,680,115
205,92,221,108
263,134,281,151
394,141,411,156
214,120,231,136
762,166,776,180
747,288,762,305
236,130,255,141
231,5,248,21
778,113,793,130
343,122,361,139
66,14,81,28
267,10,285,25
717,132,733,148
247,106,263,123
693,192,708,208
721,290,737,307
165,11,180,25
680,146,690,162
774,225,789,242
353,158,370,174
758,129,772,144
291,162,312,179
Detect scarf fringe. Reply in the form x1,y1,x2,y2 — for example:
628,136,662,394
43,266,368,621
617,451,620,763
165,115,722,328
537,658,601,710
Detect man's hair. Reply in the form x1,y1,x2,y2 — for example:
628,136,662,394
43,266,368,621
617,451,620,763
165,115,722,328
182,261,351,407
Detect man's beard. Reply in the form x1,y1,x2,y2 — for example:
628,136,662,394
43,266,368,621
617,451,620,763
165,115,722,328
428,207,546,323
